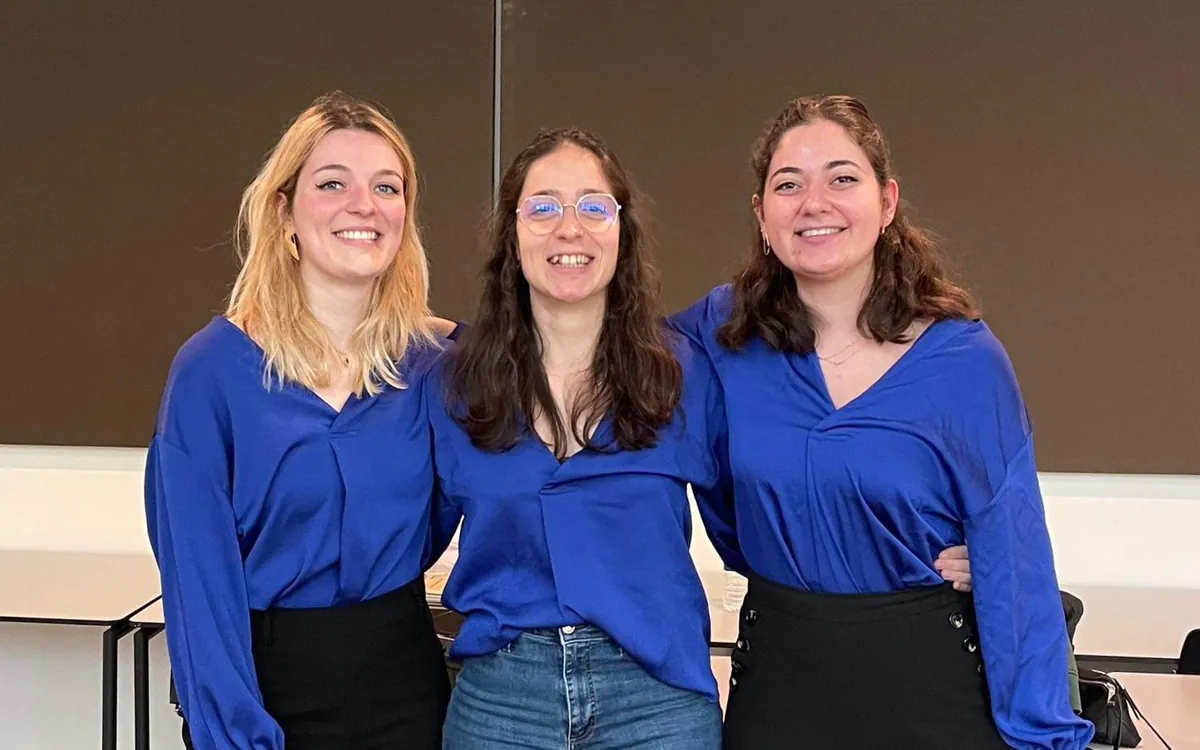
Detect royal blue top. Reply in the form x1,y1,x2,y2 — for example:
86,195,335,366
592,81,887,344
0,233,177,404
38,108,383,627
671,284,1094,749
144,317,446,750
425,332,740,702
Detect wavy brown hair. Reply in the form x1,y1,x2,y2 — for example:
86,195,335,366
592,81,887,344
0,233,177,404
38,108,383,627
447,128,681,459
719,94,978,352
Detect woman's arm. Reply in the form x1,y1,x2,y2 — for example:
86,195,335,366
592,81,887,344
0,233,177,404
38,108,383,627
145,370,284,750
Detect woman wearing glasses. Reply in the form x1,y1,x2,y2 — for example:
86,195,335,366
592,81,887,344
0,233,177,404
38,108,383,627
426,127,729,748
424,126,973,749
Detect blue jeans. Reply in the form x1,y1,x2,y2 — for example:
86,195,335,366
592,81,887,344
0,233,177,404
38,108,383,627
443,625,721,749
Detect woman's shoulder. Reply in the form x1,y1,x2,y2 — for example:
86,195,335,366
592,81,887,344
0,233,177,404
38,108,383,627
153,318,255,445
917,317,1030,439
165,317,255,391
670,284,734,331
926,318,1018,384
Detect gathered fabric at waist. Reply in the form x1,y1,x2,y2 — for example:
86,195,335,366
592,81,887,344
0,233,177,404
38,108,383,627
746,572,968,623
249,575,429,643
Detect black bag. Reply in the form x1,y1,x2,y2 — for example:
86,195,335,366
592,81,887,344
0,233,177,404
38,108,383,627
1060,592,1175,749
1180,628,1200,675
1078,668,1142,748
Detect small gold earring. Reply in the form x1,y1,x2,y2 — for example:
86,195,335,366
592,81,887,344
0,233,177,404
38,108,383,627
762,234,772,256
287,233,299,261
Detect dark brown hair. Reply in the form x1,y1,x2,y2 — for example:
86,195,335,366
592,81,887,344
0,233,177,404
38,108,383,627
718,94,978,352
447,127,681,459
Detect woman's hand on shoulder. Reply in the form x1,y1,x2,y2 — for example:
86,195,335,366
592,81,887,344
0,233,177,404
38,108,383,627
426,316,459,338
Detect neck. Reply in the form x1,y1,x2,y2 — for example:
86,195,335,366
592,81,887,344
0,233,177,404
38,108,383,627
794,262,874,340
530,291,605,373
300,270,374,350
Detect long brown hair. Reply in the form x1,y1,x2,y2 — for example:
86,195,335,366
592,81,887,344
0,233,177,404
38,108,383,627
447,128,681,459
227,91,433,394
719,94,977,352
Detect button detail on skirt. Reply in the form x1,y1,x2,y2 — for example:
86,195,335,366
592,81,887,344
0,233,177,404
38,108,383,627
948,612,965,629
561,625,576,635
736,639,750,652
744,609,758,626
962,637,978,654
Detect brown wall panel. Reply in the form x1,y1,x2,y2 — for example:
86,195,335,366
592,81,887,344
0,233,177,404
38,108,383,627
0,1,493,446
4,1,1198,474
500,1,1199,474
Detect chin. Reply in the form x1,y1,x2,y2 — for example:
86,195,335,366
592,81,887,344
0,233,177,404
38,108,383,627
541,285,601,306
347,258,397,279
551,292,593,305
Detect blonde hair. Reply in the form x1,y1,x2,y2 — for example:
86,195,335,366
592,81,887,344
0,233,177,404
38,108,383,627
226,91,434,395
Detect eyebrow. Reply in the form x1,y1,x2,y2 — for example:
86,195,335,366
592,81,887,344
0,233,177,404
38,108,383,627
312,164,404,181
527,187,608,199
769,159,865,180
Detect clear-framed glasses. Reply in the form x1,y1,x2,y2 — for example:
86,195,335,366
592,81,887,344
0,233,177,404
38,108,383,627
515,193,622,236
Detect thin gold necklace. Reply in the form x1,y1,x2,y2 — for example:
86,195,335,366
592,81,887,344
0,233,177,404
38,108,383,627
816,340,863,366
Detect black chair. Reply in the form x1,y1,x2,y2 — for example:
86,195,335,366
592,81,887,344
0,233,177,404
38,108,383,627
1061,590,1084,642
1179,628,1200,675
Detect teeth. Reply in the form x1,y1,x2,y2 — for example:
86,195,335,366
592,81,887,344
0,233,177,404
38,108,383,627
799,227,843,237
335,230,379,241
549,254,592,267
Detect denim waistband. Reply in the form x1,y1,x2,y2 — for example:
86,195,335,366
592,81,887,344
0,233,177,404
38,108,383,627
521,624,608,644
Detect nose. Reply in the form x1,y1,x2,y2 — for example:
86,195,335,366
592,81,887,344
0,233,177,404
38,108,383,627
346,184,376,216
554,206,584,239
800,183,832,215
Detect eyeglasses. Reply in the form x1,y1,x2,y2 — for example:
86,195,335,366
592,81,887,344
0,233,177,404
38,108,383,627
515,193,621,236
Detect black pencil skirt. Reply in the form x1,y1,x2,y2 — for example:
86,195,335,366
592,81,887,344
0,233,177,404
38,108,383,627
181,576,450,750
722,574,1010,749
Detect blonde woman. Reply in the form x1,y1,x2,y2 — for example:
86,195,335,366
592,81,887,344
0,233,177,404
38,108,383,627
145,92,452,750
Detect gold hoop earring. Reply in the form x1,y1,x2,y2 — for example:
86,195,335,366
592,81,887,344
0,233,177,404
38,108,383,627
762,234,772,256
288,233,300,261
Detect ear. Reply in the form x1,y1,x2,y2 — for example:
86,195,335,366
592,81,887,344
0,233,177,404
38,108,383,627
751,193,767,235
881,178,899,228
276,191,292,233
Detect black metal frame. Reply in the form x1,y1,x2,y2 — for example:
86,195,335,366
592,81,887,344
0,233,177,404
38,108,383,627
1,608,153,750
101,622,135,750
1076,654,1180,674
133,624,165,750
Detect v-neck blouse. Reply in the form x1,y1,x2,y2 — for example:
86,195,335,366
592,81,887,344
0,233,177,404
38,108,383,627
670,284,1094,749
425,332,733,702
144,317,446,748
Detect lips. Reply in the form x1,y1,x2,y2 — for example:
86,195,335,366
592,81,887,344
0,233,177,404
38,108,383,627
333,229,380,241
795,227,845,238
548,253,594,267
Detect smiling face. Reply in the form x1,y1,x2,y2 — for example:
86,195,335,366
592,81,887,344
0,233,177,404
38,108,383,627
755,118,898,285
284,128,408,287
515,143,620,308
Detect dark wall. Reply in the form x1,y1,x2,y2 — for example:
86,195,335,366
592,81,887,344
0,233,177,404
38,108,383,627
500,1,1199,474
0,1,494,446
3,1,1197,474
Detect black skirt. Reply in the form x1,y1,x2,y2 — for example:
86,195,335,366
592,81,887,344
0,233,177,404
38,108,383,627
722,574,1010,749
182,576,450,750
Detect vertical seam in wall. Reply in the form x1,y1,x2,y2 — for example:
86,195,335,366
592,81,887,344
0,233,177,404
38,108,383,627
491,0,503,198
